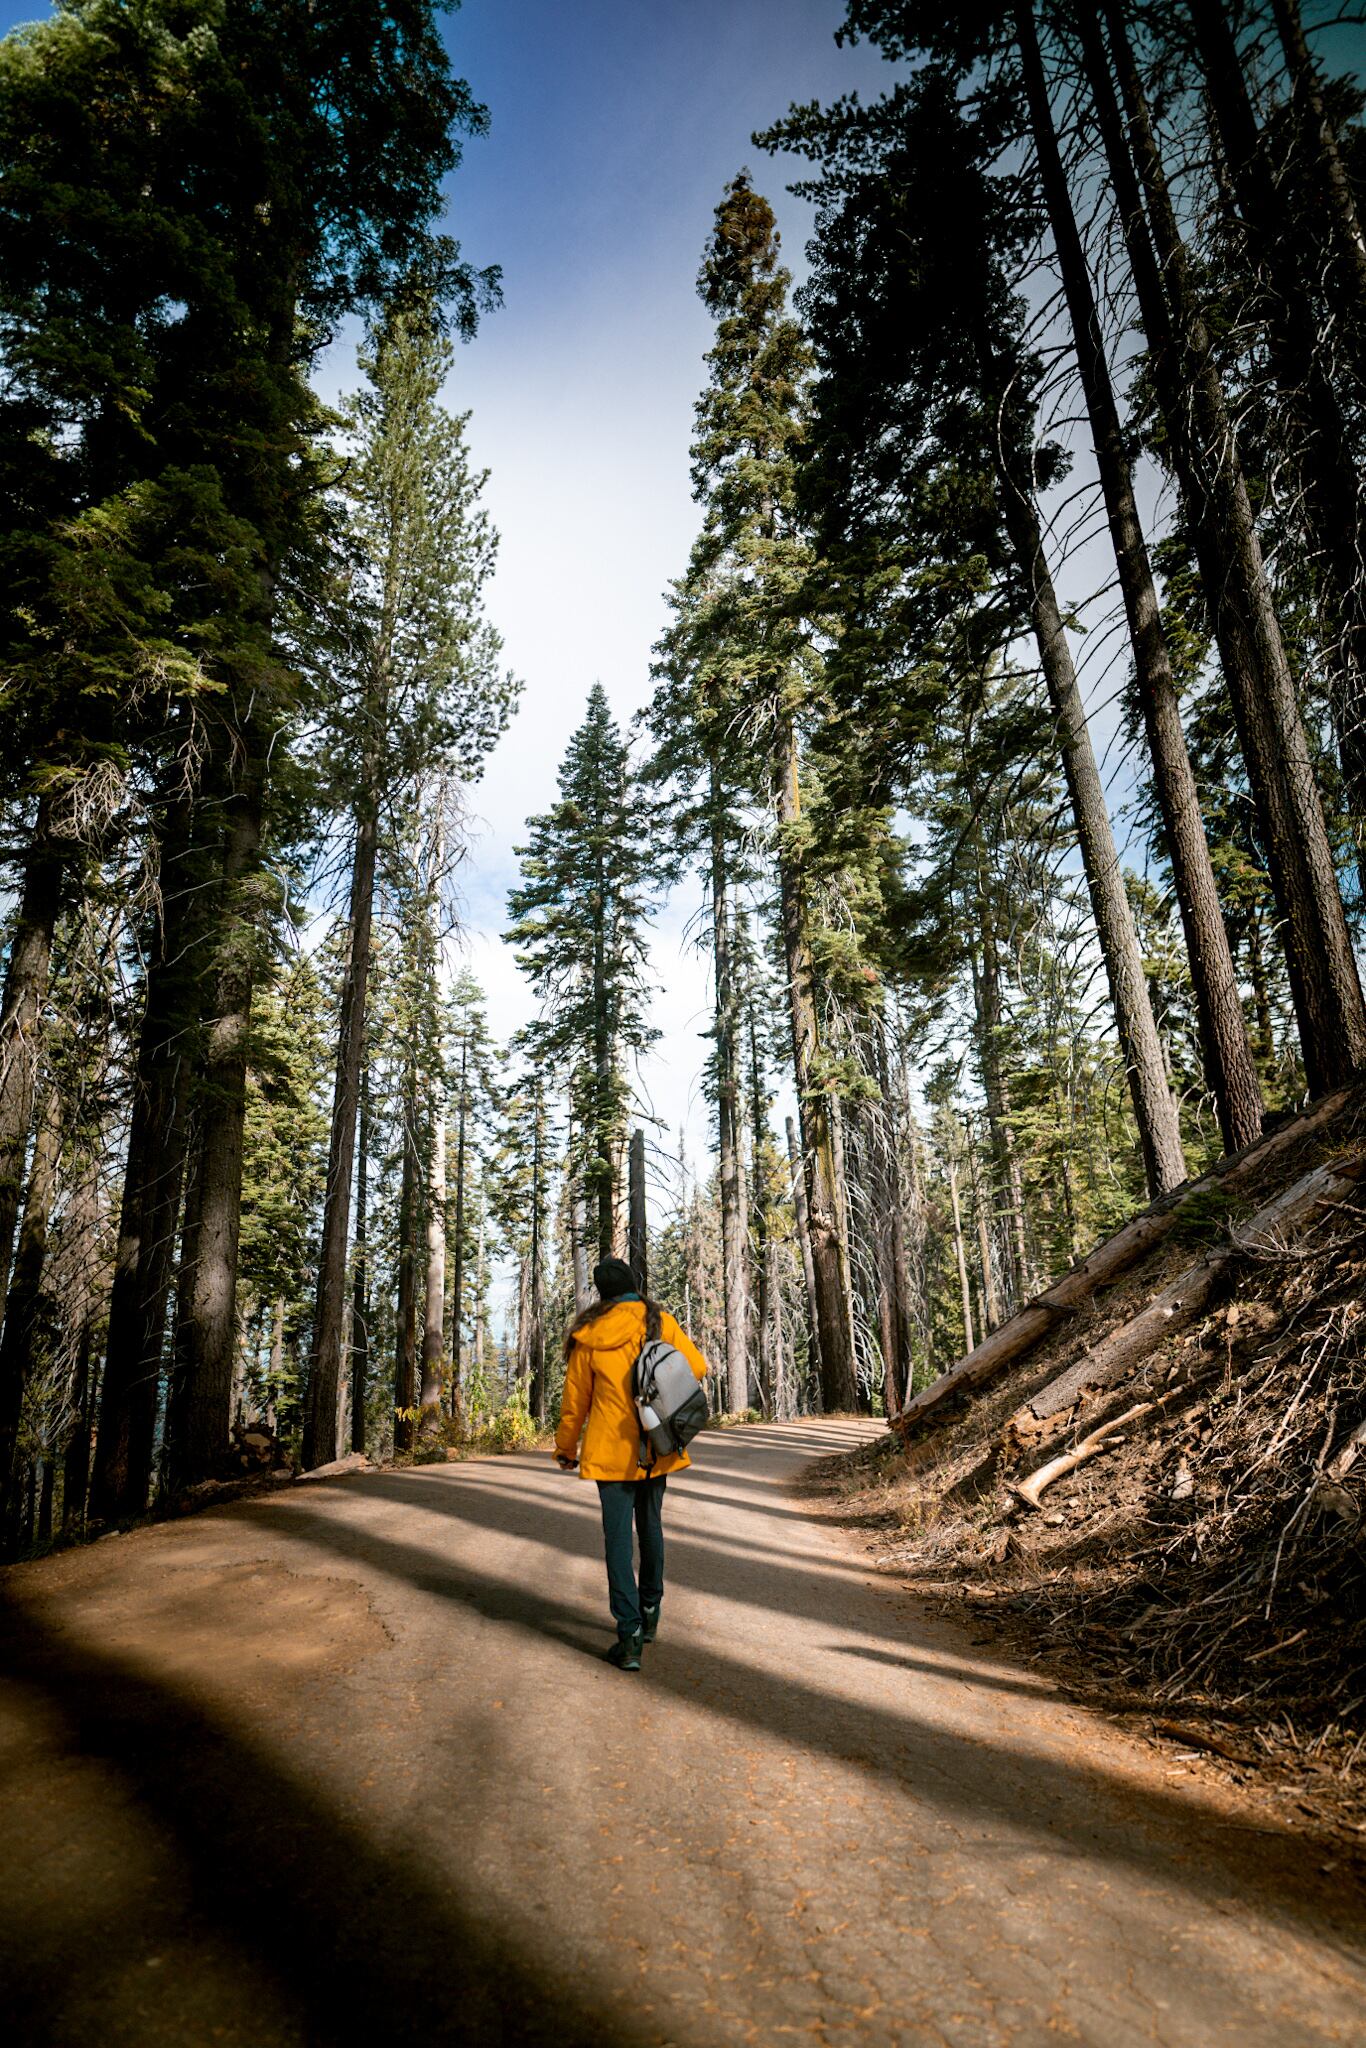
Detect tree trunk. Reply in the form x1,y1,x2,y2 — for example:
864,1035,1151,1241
976,336,1188,1200
946,1141,975,1358
473,1197,487,1385
628,1127,648,1293
591,841,614,1264
571,1191,591,1311
449,1040,468,1427
350,1065,370,1455
92,802,198,1522
419,1088,446,1432
1017,0,1262,1164
711,802,751,1410
748,1017,774,1416
769,1241,788,1420
528,1082,547,1423
0,799,62,1324
967,1121,1001,1333
876,1232,898,1422
969,857,1031,1298
393,1088,419,1452
889,1182,916,1405
62,1321,94,1534
1183,0,1366,902
165,713,269,1493
1269,0,1366,319
1103,0,1366,1093
786,1113,822,1397
867,1101,904,1418
514,1256,532,1403
899,1080,1355,1431
1012,1150,1366,1438
302,806,377,1468
268,1293,285,1408
829,1087,861,1395
0,1088,60,1526
773,717,858,1410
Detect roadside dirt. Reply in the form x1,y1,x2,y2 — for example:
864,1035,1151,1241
3,1420,1364,2046
817,1095,1366,1849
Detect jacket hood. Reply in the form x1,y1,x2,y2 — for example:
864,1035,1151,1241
574,1300,647,1353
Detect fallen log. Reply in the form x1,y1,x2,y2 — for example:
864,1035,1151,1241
1152,1719,1252,1764
1012,1400,1154,1509
1328,1416,1366,1482
296,1451,370,1482
894,1084,1356,1439
1011,1371,1218,1509
1010,1150,1366,1439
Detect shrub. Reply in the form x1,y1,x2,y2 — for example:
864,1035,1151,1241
482,1396,538,1454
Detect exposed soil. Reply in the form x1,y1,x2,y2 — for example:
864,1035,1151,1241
802,1091,1366,1850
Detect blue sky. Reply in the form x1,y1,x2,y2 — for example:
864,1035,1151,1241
361,1,897,1147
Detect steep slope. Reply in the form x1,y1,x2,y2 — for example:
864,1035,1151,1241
814,1085,1366,1841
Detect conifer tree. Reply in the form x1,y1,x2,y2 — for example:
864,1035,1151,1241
235,954,331,1433
685,173,859,1411
444,970,503,1423
493,1059,554,1422
764,76,1190,1201
507,688,659,1262
301,302,514,1469
647,573,758,1412
1005,0,1263,1164
0,0,508,1509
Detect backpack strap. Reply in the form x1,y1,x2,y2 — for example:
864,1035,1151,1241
634,1334,657,1475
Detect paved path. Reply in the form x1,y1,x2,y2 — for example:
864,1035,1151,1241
2,1419,1363,2046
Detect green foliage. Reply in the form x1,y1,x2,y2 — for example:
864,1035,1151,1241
480,1394,538,1454
506,686,659,1247
704,1407,764,1429
240,955,331,1311
305,296,519,819
1168,1188,1254,1251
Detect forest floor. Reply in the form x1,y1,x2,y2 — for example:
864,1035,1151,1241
810,1090,1366,1855
2,1422,1364,2046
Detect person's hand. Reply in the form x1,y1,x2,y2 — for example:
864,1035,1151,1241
555,1452,578,1471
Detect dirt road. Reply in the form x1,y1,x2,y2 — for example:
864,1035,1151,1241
2,1418,1362,2046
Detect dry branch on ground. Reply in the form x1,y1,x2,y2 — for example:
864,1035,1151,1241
824,1090,1366,1833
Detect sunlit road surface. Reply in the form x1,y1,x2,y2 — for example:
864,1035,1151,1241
2,1417,1363,2046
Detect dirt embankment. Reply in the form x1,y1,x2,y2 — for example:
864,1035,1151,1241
808,1087,1366,1847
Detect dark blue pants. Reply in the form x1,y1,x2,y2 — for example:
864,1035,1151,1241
596,1477,667,1640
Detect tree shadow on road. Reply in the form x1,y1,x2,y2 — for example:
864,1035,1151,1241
356,1468,877,1610
0,1592,635,2048
259,1491,1366,1969
825,1640,1070,1702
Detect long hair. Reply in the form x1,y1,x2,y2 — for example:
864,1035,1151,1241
562,1293,663,1361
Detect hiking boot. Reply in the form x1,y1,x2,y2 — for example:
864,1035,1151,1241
605,1633,643,1671
641,1603,660,1644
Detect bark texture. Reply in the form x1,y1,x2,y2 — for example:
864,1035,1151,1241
0,802,62,1325
166,718,270,1493
1101,1,1366,1095
93,808,199,1520
303,806,377,1468
711,813,751,1413
773,718,858,1411
1018,0,1261,1165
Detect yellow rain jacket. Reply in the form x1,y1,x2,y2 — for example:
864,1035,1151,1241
555,1300,709,1481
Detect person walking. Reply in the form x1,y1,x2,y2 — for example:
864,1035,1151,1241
554,1257,709,1670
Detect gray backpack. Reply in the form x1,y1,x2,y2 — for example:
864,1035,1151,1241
633,1337,710,1468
